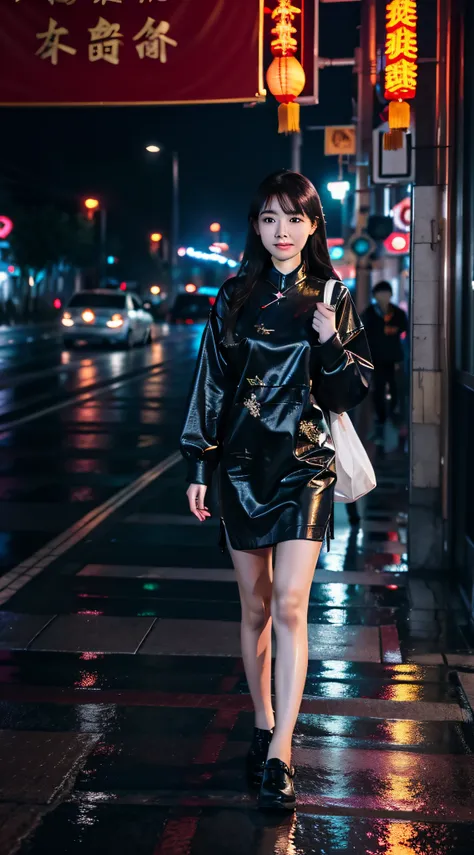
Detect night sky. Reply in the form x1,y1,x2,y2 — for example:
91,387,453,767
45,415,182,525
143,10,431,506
0,2,360,283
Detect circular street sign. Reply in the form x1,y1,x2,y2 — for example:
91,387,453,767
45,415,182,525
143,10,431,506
0,216,13,239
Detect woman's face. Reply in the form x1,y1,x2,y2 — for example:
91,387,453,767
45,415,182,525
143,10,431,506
254,196,317,264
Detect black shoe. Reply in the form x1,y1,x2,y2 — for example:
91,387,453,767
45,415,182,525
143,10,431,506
246,727,274,788
258,758,296,811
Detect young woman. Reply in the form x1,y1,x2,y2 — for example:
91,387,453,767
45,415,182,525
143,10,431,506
180,170,373,811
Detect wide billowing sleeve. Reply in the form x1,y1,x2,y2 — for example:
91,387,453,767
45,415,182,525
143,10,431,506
179,280,235,486
311,284,373,414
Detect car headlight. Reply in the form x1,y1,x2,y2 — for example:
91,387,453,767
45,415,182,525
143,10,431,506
82,310,95,323
62,312,74,327
106,313,124,328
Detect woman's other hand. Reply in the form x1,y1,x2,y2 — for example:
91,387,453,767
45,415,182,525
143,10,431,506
312,303,337,344
186,483,211,522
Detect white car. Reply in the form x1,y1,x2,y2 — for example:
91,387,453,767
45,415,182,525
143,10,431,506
61,290,153,348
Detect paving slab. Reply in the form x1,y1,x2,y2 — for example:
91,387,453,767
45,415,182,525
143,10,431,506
0,612,54,649
0,803,43,855
0,730,98,804
139,620,381,661
29,615,156,654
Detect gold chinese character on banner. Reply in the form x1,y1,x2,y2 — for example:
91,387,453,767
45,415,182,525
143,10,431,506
36,18,77,66
386,0,417,28
47,1,77,6
133,18,177,62
385,57,417,95
385,26,417,60
89,17,123,65
93,0,123,5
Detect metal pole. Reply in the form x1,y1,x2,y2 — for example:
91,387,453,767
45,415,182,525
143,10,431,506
171,151,179,289
436,0,453,535
354,0,375,315
99,207,107,288
291,132,302,172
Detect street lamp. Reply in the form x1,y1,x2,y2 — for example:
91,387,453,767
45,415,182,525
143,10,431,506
145,144,179,287
210,222,221,234
327,180,351,201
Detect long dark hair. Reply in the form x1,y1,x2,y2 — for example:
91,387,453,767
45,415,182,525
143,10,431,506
226,170,335,332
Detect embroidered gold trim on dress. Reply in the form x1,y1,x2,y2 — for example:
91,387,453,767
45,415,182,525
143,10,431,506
298,420,327,447
243,393,261,418
203,445,218,453
247,375,264,386
254,323,274,335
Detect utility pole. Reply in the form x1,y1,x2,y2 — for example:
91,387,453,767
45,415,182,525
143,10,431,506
171,151,179,290
291,133,302,173
354,0,376,314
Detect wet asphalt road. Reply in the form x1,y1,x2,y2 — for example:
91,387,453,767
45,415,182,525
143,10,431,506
0,323,474,853
0,322,196,574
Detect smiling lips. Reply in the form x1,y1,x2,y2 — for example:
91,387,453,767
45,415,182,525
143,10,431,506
275,243,294,249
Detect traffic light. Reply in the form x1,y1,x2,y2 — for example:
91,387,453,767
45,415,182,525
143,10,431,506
349,233,376,258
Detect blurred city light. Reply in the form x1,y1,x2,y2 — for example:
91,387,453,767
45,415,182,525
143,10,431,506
384,232,410,254
0,216,13,239
150,285,161,295
53,298,62,309
146,145,161,153
210,222,221,233
84,198,99,210
185,283,197,293
150,232,162,243
185,247,237,268
329,245,344,261
177,247,186,257
327,181,350,201
119,282,127,291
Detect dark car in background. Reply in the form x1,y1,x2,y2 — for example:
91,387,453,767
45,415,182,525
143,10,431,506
168,293,215,324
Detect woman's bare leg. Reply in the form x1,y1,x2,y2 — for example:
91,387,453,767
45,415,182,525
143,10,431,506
267,539,322,766
227,536,275,731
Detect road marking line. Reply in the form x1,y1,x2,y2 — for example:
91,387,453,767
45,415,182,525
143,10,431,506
0,450,182,603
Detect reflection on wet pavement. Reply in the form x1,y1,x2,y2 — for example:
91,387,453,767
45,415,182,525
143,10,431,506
0,326,472,852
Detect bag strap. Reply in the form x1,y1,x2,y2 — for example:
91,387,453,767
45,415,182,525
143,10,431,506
323,278,338,306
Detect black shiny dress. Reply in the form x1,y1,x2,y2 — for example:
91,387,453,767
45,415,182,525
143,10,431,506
180,263,373,551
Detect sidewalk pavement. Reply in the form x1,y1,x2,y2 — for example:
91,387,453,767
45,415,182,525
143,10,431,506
0,447,473,853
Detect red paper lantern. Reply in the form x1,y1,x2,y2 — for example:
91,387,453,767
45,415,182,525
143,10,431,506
266,56,305,133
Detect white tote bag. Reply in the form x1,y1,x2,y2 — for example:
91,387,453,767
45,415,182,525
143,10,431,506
322,279,377,503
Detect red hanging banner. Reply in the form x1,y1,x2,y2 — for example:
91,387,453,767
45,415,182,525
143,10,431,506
0,0,266,106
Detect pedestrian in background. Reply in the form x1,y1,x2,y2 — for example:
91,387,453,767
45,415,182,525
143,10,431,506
362,281,408,443
180,170,372,811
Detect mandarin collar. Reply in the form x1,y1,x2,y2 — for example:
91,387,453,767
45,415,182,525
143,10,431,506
267,261,306,291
